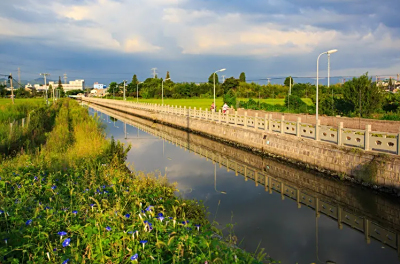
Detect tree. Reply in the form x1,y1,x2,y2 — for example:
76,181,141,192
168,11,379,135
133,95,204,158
221,77,239,94
388,78,394,91
166,71,170,80
108,82,119,96
131,74,139,85
208,73,219,84
285,95,307,113
57,76,65,97
342,73,385,117
284,76,294,87
223,89,237,109
239,72,246,82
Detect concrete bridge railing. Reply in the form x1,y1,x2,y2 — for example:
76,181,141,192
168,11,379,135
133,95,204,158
83,98,400,156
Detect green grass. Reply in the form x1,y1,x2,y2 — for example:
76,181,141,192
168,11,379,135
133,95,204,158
0,98,45,106
0,99,274,263
108,97,313,109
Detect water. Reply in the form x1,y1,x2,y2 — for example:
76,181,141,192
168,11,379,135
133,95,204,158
88,105,400,264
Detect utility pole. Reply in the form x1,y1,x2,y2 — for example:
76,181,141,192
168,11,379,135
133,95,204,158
40,73,50,105
9,73,14,105
63,73,67,84
222,75,225,83
151,68,157,78
18,68,21,88
267,78,271,84
123,80,127,101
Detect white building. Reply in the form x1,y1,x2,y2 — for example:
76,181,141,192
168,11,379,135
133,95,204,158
93,82,106,89
48,79,85,92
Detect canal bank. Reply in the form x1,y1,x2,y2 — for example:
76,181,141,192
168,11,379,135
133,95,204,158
81,98,400,194
88,104,400,264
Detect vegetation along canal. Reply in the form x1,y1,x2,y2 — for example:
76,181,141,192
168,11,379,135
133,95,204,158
89,105,400,264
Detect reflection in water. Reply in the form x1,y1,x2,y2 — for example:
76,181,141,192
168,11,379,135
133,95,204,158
88,105,400,264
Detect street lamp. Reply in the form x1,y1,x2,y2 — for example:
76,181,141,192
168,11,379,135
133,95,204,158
316,49,337,123
213,69,226,112
214,163,227,194
123,80,127,101
162,78,170,105
137,81,143,103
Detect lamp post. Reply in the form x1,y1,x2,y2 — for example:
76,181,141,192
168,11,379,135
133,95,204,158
162,78,170,105
123,80,127,101
137,81,143,103
214,162,227,194
213,69,226,112
316,49,337,124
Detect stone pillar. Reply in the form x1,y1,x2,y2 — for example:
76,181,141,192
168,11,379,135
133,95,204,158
218,110,222,123
206,108,209,120
296,117,301,137
194,107,197,118
364,219,370,244
244,112,248,128
254,113,258,131
184,106,187,116
338,122,343,146
337,206,343,229
189,107,191,117
268,114,272,133
234,111,238,126
264,114,268,131
315,119,321,141
199,108,202,119
280,115,285,134
179,105,182,115
296,190,301,209
365,124,371,151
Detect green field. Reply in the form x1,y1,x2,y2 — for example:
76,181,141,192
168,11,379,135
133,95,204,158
118,97,313,109
0,98,45,106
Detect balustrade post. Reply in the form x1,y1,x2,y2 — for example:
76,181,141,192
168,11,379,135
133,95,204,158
397,127,400,155
268,114,272,133
235,111,238,126
205,108,209,120
338,122,343,146
254,113,258,131
280,115,285,134
184,106,187,116
296,117,301,137
179,105,182,115
244,112,248,128
315,119,321,141
365,124,371,151
189,107,191,117
264,114,268,131
200,108,202,119
194,107,197,118
218,110,222,123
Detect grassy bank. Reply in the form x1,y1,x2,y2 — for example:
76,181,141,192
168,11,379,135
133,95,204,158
0,99,59,159
0,99,274,263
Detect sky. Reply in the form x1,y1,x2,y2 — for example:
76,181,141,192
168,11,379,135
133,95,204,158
0,0,399,85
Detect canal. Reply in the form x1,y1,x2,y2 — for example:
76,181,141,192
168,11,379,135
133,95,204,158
88,104,400,264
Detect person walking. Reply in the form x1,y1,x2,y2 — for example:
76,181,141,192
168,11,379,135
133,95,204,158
210,102,215,112
222,102,229,114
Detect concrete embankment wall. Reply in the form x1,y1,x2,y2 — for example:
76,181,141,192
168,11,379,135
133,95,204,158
237,108,400,133
83,98,400,191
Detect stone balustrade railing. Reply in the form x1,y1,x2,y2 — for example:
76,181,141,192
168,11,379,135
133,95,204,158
82,98,400,155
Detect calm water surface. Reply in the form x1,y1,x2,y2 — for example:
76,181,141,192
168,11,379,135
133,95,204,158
89,106,400,264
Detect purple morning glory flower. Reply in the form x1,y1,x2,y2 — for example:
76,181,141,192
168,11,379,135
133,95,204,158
90,204,95,207
145,206,153,212
72,210,78,215
62,258,69,264
106,226,111,231
34,176,38,181
62,238,71,247
53,248,57,251
125,213,130,218
130,254,138,261
26,219,32,226
51,185,57,190
58,231,67,237
195,224,201,231
140,240,148,249
0,210,4,214
157,213,164,217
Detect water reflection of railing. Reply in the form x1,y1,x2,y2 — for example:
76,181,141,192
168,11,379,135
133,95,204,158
89,106,400,259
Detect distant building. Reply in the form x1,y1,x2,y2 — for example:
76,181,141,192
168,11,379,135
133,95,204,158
93,82,106,89
48,79,85,92
90,88,107,97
